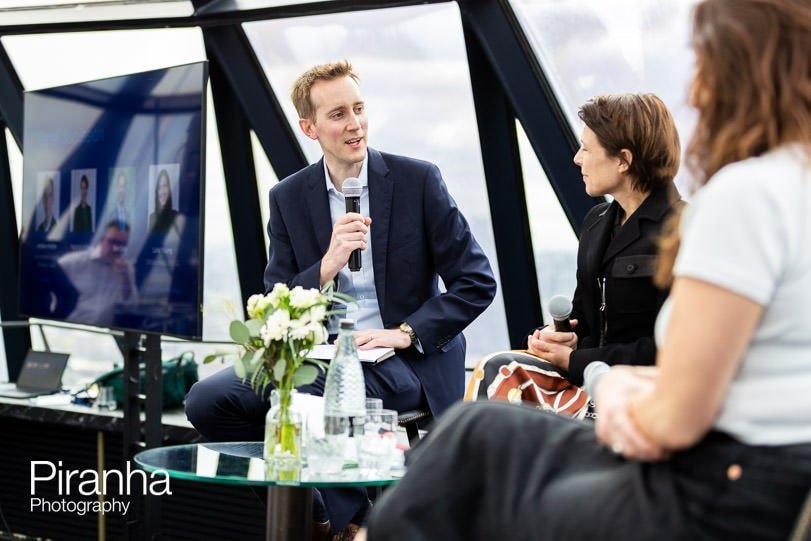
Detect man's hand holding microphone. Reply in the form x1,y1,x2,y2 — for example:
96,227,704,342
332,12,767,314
318,177,411,351
319,178,369,285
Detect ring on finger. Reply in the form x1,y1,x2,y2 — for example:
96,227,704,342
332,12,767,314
611,442,624,455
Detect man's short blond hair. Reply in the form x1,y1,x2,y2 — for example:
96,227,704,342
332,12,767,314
291,60,359,121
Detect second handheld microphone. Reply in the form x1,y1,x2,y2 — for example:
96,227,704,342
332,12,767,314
343,177,363,272
548,295,573,332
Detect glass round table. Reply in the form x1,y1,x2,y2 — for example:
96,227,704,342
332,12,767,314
135,442,401,541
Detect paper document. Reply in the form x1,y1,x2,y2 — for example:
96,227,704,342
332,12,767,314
308,344,395,364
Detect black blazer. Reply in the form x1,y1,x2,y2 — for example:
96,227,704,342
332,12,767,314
568,184,682,385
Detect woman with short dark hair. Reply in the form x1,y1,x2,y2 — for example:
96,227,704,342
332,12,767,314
527,93,682,387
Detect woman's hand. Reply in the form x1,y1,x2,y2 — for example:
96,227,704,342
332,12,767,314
526,322,578,370
594,366,667,461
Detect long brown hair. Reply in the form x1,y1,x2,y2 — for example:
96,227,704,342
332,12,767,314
655,0,811,287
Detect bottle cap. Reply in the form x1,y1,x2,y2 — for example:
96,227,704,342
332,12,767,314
339,319,356,330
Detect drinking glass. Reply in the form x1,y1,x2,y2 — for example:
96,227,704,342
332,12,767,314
358,409,398,475
97,386,117,410
306,435,346,477
365,397,383,414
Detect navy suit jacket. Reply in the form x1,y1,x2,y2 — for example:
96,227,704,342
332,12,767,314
263,148,497,415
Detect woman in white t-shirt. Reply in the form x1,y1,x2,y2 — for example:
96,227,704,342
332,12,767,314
362,1,811,540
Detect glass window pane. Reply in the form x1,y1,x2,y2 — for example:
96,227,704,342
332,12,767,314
30,322,123,385
517,121,578,321
251,130,279,252
243,3,510,365
511,0,698,192
5,129,22,235
0,2,192,26
200,89,242,342
1,28,204,90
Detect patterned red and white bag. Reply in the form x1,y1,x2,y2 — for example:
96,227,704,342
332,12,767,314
465,350,594,420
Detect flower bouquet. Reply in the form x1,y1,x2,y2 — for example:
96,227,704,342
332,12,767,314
205,282,348,479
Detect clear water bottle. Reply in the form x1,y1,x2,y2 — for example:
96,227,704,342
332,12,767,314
323,319,367,462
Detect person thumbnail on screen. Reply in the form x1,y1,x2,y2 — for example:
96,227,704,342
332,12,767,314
148,165,184,235
36,173,59,234
109,169,132,228
57,220,138,327
71,170,96,233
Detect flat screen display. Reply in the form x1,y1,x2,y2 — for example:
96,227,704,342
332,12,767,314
19,61,208,339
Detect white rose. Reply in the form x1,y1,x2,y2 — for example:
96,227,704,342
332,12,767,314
268,283,289,308
288,317,310,340
248,294,273,319
308,322,328,344
305,305,327,324
246,294,264,319
257,295,272,314
260,309,290,344
289,286,320,309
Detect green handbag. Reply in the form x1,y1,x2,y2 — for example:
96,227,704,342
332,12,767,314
89,351,198,408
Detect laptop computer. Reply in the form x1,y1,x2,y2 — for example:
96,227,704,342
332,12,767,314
0,350,70,399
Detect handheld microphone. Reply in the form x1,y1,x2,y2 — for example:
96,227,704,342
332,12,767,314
343,177,363,272
548,295,573,332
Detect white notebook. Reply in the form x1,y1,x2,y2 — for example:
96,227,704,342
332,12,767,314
308,344,395,364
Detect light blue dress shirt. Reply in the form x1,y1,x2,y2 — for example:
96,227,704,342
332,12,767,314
323,154,385,332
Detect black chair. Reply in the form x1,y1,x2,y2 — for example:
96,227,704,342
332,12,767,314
397,408,432,446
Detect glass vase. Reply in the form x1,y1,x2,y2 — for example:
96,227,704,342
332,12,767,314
264,388,303,482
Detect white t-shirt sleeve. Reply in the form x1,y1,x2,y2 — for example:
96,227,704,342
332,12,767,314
674,166,789,305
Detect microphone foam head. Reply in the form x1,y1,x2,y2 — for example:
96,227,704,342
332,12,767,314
548,295,573,320
342,177,362,198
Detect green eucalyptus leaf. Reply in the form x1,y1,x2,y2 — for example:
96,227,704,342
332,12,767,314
256,376,270,396
273,357,287,382
245,319,264,336
292,364,318,387
307,358,329,372
234,357,247,379
330,291,356,304
230,320,251,344
252,347,266,366
250,364,263,391
203,354,219,364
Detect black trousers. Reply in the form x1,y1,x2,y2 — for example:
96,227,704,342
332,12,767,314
185,357,425,532
367,401,811,541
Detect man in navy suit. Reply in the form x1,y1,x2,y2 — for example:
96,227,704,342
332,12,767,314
185,60,496,537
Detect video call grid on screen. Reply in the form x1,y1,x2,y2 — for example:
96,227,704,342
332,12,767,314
18,61,208,339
